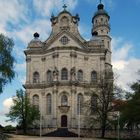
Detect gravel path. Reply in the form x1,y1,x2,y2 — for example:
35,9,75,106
8,134,105,140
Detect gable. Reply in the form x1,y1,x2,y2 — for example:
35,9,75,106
45,31,87,50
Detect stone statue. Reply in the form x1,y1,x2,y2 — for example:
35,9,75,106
70,67,76,81
53,67,59,81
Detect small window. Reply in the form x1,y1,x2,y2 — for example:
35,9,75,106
33,71,40,83
77,93,83,115
33,95,39,109
91,71,97,82
108,41,110,48
47,70,52,82
101,18,103,22
61,95,68,106
60,36,69,45
61,68,68,80
91,94,98,114
47,94,52,115
95,19,97,23
77,70,83,81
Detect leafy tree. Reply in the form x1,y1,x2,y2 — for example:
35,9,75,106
0,34,15,93
120,80,140,130
3,125,16,132
6,89,40,134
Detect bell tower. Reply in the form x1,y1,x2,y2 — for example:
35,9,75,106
92,1,112,76
92,2,110,35
92,1,111,50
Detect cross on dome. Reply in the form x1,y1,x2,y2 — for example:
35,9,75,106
63,4,67,10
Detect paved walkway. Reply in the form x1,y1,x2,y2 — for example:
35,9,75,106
8,134,105,140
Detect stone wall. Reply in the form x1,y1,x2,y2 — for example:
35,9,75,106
69,128,140,139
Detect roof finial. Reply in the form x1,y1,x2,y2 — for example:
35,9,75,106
100,0,102,4
63,4,67,11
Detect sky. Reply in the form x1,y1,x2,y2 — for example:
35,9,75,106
0,0,140,126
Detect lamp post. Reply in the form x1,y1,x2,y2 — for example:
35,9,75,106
78,97,80,140
117,111,120,140
40,100,42,137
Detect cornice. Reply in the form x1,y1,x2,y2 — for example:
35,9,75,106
24,81,98,89
24,45,106,55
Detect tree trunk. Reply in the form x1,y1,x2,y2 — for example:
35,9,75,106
22,120,27,134
101,123,106,138
101,116,107,138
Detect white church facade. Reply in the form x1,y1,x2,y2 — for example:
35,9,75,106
24,3,112,130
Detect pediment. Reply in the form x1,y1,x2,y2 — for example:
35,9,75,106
45,31,87,50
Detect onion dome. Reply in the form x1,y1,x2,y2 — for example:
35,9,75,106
34,32,39,38
93,3,110,20
28,32,42,48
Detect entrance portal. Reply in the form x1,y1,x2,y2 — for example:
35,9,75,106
61,115,67,127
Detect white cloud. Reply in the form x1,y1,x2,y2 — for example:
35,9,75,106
33,0,78,17
113,60,128,70
112,38,133,61
112,37,140,90
0,97,17,126
18,75,26,84
3,98,13,110
0,98,13,116
66,0,78,10
0,117,17,127
13,19,51,45
0,0,78,45
0,0,28,35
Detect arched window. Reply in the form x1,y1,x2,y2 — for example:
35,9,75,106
91,71,97,82
91,94,98,114
47,70,52,82
33,71,40,83
33,95,39,108
77,93,83,115
61,95,68,106
61,68,68,80
77,70,83,81
47,94,51,115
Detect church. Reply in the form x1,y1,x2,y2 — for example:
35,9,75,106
24,2,112,132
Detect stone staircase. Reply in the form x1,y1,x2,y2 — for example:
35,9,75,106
44,128,78,137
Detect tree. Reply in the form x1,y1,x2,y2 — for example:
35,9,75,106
120,80,140,130
6,89,40,134
3,125,16,133
0,34,15,93
85,70,115,138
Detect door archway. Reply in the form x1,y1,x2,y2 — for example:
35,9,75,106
61,115,67,127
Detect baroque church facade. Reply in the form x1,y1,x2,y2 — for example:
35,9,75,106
24,3,112,130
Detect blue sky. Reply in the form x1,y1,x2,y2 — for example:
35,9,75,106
0,0,140,126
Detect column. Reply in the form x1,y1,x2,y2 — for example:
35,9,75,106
53,85,57,127
71,85,76,128
26,57,31,83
